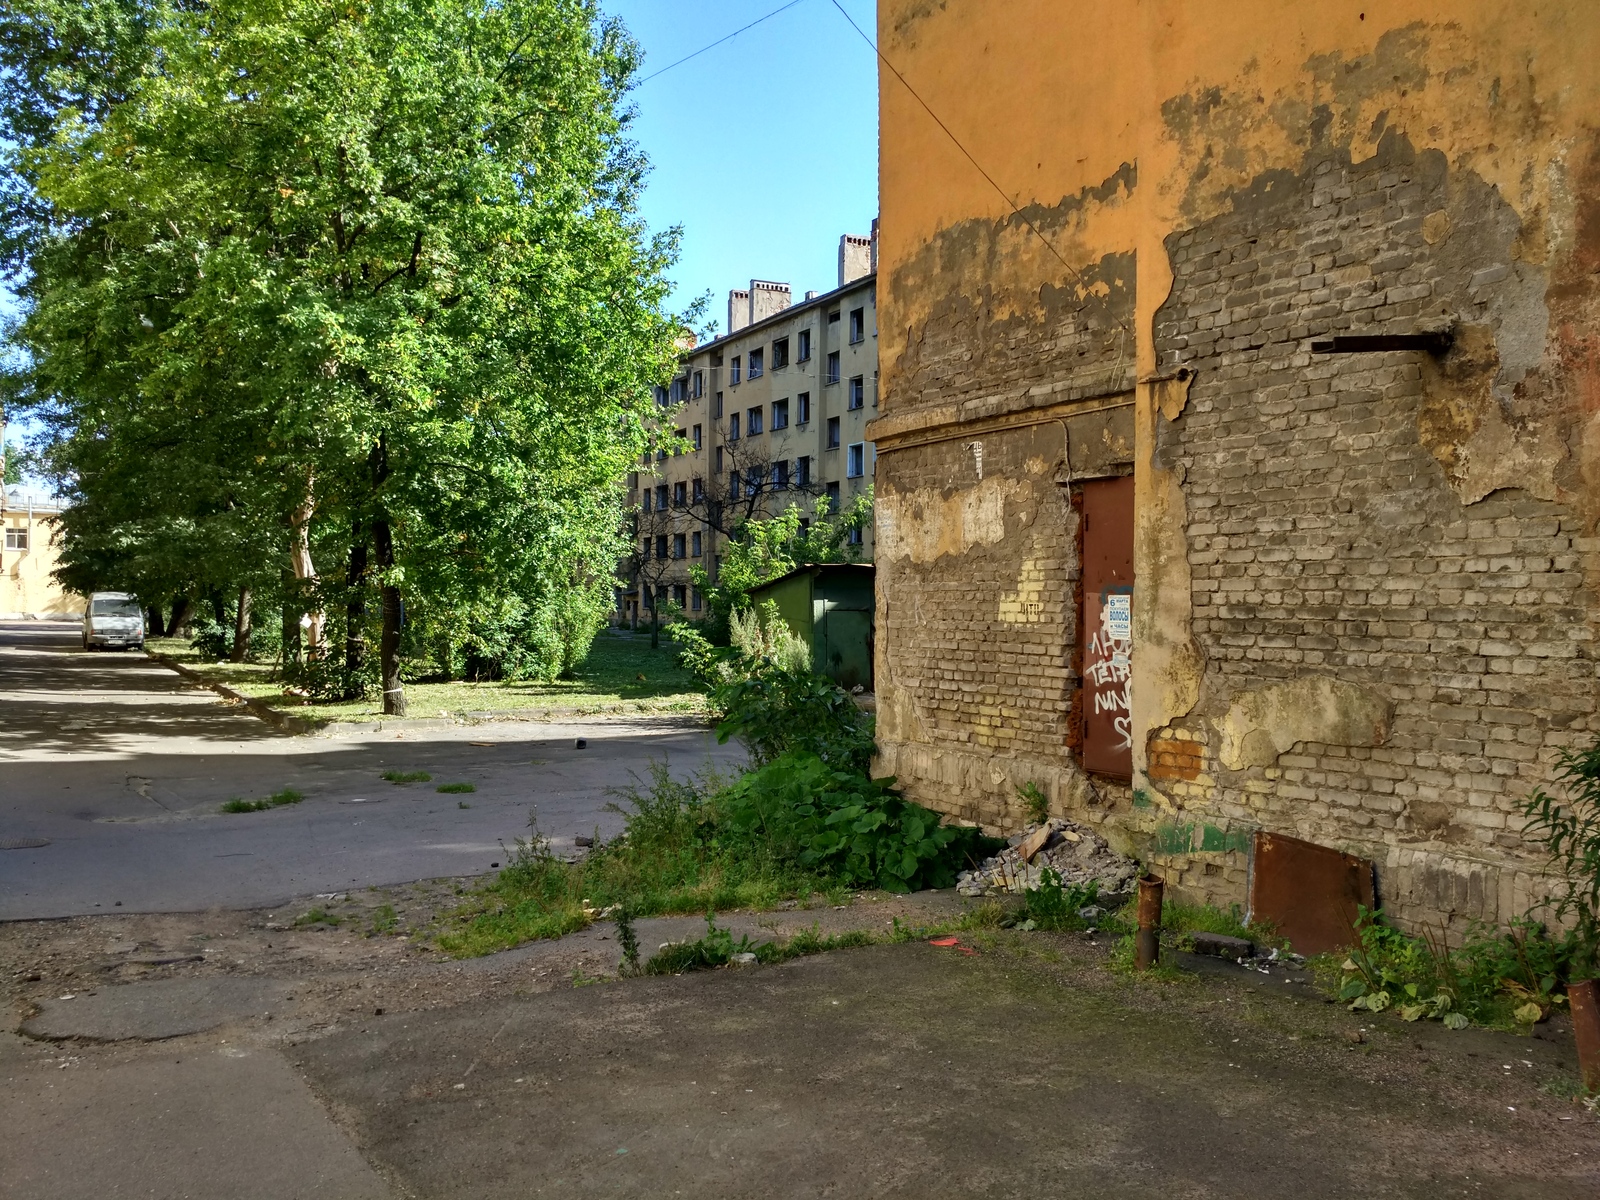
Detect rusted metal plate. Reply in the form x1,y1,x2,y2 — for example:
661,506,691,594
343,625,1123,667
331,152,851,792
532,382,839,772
1080,476,1134,779
1249,831,1375,956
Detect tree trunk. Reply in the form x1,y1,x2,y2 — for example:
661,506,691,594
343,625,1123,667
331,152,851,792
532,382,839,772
280,570,302,668
229,586,253,663
147,603,163,639
344,528,368,695
290,470,324,656
167,597,191,638
649,590,660,649
373,516,405,716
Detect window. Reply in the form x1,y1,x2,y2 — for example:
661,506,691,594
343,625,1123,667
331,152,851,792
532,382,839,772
655,483,668,509
655,534,669,558
825,351,840,384
729,470,741,499
670,377,685,402
692,477,705,502
692,370,704,398
849,376,865,409
771,398,789,430
714,391,723,419
627,471,638,488
797,328,811,362
691,589,702,611
748,347,764,379
715,446,724,472
797,392,811,424
673,481,686,506
674,428,686,454
657,446,668,462
730,355,741,385
641,489,652,513
654,385,668,406
673,584,687,607
849,307,864,343
728,412,740,440
641,536,651,559
673,533,686,559
746,470,760,497
826,416,841,449
747,406,763,436
691,531,703,558
825,481,841,511
641,450,651,467
4,527,27,551
692,423,703,450
771,337,789,369
847,442,866,478
827,309,840,324
848,525,864,546
772,460,789,489
796,455,812,486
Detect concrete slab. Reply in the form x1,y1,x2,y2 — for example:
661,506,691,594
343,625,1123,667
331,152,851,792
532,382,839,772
22,978,292,1042
1,1044,393,1199
291,941,1599,1199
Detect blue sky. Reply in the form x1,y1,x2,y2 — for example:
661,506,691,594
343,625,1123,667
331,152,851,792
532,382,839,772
606,0,880,330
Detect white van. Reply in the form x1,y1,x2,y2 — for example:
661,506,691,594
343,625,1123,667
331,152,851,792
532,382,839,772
83,592,146,651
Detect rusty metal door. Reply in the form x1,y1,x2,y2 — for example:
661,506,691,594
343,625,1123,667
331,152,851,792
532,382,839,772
1081,476,1134,779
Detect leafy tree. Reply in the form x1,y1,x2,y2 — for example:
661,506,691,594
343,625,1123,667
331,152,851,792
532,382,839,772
3,0,683,711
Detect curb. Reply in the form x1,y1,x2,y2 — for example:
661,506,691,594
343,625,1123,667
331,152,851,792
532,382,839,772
144,651,323,736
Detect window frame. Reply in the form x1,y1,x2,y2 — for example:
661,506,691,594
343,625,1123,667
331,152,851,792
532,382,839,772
728,411,741,440
771,397,789,430
796,455,811,486
797,392,811,425
4,527,27,552
797,329,812,362
692,423,703,450
825,351,840,385
692,369,704,398
747,347,764,379
730,355,741,385
747,406,763,436
691,531,703,558
848,376,864,410
826,416,841,449
849,307,865,343
846,442,865,478
771,337,789,370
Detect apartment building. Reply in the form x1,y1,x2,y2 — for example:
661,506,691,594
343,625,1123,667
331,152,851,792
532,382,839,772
1,489,83,618
619,229,878,625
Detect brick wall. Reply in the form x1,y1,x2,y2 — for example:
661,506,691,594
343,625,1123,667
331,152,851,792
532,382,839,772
1149,134,1599,932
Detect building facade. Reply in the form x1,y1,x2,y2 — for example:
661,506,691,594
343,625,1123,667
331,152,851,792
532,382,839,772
1,489,84,618
620,231,879,625
870,2,1600,934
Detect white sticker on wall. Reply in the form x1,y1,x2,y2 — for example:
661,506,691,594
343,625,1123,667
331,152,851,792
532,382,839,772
1104,593,1132,641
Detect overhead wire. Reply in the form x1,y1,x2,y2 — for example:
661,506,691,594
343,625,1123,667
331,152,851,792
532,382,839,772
637,0,810,84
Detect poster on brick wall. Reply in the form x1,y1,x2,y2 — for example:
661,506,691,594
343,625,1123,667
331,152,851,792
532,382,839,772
1081,475,1134,778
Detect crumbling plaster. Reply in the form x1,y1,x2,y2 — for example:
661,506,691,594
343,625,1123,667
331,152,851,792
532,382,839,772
876,1,1600,922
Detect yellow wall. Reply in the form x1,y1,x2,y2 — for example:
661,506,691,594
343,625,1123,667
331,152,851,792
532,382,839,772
1,505,84,618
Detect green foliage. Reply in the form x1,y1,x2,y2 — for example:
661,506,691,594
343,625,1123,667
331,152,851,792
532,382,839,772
368,904,399,937
645,913,759,974
382,770,432,784
1522,738,1600,979
713,662,876,772
614,906,641,976
1334,907,1578,1030
3,0,687,710
716,752,986,894
436,782,475,794
1020,870,1101,931
730,601,813,674
294,907,342,928
220,787,304,813
1017,781,1050,826
690,493,873,644
190,620,231,662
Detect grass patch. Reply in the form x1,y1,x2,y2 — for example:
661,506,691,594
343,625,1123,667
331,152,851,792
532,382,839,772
147,629,707,724
434,763,874,958
294,906,342,927
219,788,304,813
436,782,476,794
382,770,432,784
368,904,399,936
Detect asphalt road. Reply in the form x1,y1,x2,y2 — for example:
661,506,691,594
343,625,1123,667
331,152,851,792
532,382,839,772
0,622,739,919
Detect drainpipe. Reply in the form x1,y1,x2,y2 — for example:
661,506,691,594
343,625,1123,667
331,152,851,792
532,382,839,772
1135,873,1165,970
1570,979,1600,1093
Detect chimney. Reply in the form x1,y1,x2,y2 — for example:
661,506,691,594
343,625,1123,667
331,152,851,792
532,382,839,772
727,288,750,333
804,290,818,300
870,217,880,275
838,233,872,287
748,279,792,325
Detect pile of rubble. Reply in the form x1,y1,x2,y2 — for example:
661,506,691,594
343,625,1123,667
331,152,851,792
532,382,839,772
956,818,1138,899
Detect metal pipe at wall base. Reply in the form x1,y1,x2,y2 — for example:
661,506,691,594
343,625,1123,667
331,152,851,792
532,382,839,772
1135,874,1164,971
1570,978,1600,1093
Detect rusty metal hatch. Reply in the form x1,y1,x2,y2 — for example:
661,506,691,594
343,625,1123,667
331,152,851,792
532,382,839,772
1079,475,1134,779
1249,831,1376,956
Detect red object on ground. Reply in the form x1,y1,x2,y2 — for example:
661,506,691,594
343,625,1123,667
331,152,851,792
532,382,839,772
928,936,960,946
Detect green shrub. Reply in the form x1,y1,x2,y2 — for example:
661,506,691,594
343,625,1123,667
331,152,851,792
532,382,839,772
715,752,987,894
382,770,432,784
437,782,475,794
1021,869,1100,931
1522,738,1600,980
190,618,230,660
713,663,876,772
220,787,303,813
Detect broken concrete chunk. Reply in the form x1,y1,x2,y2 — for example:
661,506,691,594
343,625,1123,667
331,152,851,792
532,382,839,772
1189,932,1256,959
1016,825,1053,864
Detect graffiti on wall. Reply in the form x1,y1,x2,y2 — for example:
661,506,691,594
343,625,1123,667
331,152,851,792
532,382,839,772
1085,588,1132,751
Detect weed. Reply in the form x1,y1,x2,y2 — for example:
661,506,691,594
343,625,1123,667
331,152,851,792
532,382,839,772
437,782,476,794
646,913,759,974
1016,781,1050,826
368,904,399,936
615,906,641,975
458,801,471,809
295,906,341,928
220,788,303,813
1522,737,1600,977
382,770,432,784
1020,869,1099,931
